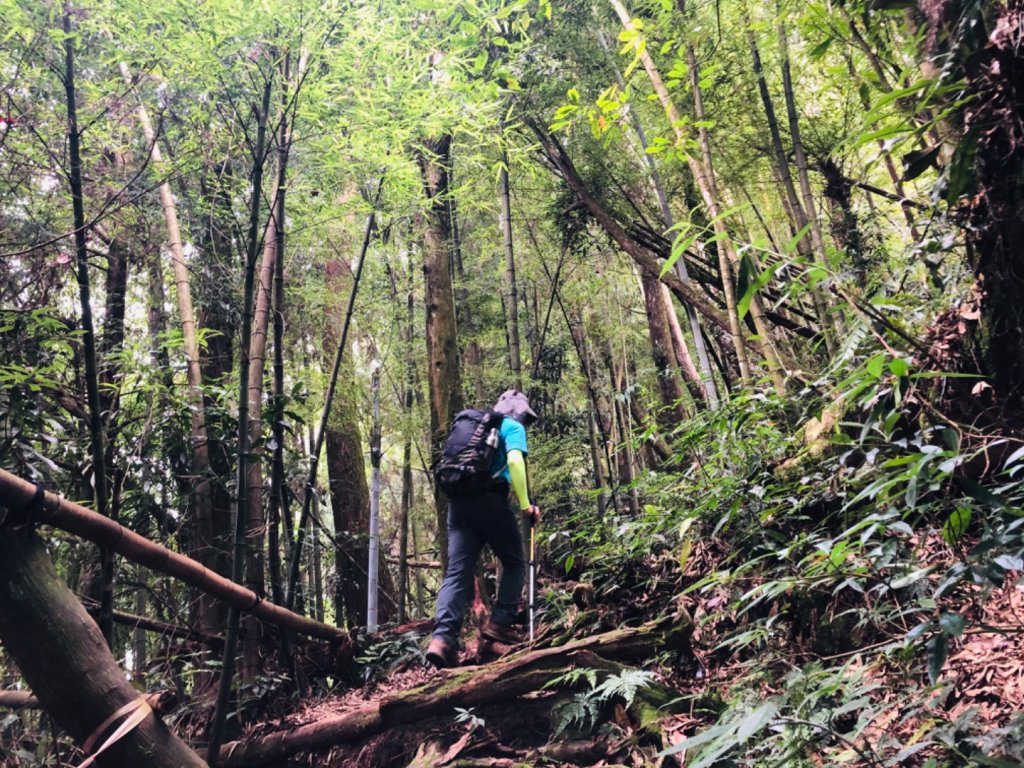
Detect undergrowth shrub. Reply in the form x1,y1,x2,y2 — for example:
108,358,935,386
562,339,1024,766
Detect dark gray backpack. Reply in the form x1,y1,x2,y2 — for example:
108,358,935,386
434,409,504,496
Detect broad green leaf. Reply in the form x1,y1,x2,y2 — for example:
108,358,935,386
927,634,948,683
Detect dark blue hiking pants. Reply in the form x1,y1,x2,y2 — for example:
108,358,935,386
432,488,526,646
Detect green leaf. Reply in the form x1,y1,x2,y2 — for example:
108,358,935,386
942,506,972,545
736,259,782,322
927,634,948,683
808,37,833,61
735,701,777,742
889,358,910,377
938,613,965,637
890,566,935,590
865,353,886,379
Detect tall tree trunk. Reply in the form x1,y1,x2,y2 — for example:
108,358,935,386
777,18,841,341
640,273,689,424
120,61,223,657
63,11,114,646
416,134,463,571
662,284,707,407
587,409,608,516
324,258,372,630
207,69,275,764
608,0,755,385
595,26,718,406
499,141,523,389
240,182,277,673
938,2,1024,401
0,529,207,768
397,260,416,624
744,22,837,353
448,161,485,402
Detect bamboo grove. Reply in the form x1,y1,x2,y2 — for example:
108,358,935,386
2,0,1023,766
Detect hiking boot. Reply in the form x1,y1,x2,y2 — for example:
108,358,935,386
425,636,457,668
481,619,523,646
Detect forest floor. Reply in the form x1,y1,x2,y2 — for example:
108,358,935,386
204,532,1024,768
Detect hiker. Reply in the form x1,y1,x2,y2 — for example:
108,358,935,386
426,389,542,668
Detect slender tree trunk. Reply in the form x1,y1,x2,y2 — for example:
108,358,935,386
448,162,485,402
662,284,706,406
324,257,372,630
608,0,755,385
119,61,222,655
416,134,463,571
133,587,147,684
0,529,207,768
744,22,836,353
63,11,114,646
207,69,275,764
640,273,689,424
499,141,523,389
398,260,416,624
268,60,293,610
777,19,841,338
596,25,718,406
240,178,278,673
587,410,608,516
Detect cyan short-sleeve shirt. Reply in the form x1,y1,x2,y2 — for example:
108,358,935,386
491,416,528,481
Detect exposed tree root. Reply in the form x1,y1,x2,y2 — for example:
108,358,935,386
219,613,692,767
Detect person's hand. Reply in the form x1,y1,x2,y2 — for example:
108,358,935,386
522,504,541,525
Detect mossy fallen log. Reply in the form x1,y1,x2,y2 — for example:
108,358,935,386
218,613,691,767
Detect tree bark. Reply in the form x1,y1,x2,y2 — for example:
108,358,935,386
218,613,692,766
0,467,349,644
0,528,206,767
640,273,689,424
207,68,275,762
63,9,114,646
662,284,707,407
417,134,463,571
744,22,836,353
324,257,372,630
499,143,523,389
119,62,221,647
398,260,416,624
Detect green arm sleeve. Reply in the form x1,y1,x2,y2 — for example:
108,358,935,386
507,449,530,510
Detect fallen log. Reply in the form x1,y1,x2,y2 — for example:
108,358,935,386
0,528,206,767
0,467,347,644
218,613,691,766
0,691,39,709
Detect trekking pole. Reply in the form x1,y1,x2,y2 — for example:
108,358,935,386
528,517,536,642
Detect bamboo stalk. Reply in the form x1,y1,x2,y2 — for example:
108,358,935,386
0,469,348,644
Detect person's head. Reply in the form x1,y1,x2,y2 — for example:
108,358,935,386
493,389,538,427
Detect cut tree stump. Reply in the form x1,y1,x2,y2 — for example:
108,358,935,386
218,612,691,767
